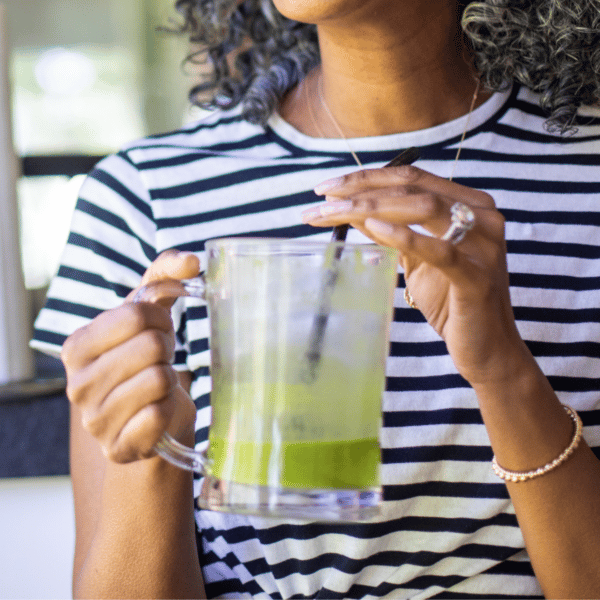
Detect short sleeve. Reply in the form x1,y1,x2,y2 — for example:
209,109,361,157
30,151,159,358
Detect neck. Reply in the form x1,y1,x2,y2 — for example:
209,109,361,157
281,0,490,138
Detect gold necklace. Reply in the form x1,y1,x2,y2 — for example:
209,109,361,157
313,79,365,168
307,74,481,180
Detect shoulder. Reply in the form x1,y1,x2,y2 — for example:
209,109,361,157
79,106,271,202
84,106,292,196
116,106,268,166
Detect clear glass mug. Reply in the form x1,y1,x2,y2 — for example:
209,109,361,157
134,238,398,521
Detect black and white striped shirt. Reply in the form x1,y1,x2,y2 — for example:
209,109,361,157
32,84,600,598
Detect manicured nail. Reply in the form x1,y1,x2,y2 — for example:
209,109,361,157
364,218,395,237
314,177,344,195
319,200,353,216
301,207,322,223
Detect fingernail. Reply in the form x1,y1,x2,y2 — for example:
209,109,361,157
365,218,395,237
301,207,322,223
319,200,353,216
314,177,344,195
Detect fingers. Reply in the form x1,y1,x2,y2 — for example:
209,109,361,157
125,249,201,309
363,218,476,283
314,165,495,208
303,192,499,246
63,248,198,371
61,249,201,463
66,325,175,405
304,164,503,250
61,302,174,371
90,367,181,462
303,191,450,237
362,214,506,289
61,282,191,462
63,301,181,458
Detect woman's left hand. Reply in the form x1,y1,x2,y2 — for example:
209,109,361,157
302,164,531,386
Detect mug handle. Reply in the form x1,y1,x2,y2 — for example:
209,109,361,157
133,276,208,473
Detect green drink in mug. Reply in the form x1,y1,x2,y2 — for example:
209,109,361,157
134,238,398,521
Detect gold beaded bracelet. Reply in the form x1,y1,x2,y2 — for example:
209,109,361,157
492,405,583,483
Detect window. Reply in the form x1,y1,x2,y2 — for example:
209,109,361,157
8,0,200,292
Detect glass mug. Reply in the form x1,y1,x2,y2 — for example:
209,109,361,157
134,238,398,521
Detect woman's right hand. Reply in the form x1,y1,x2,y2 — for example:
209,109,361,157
61,250,200,464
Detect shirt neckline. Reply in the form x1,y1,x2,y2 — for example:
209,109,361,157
267,85,514,153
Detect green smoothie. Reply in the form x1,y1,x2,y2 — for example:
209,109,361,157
206,354,384,490
208,437,380,489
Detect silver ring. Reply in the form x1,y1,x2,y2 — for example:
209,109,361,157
441,202,475,245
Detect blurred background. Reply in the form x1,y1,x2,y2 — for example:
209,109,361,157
0,1,201,597
13,0,200,296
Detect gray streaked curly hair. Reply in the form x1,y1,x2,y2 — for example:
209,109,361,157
463,0,600,133
173,0,600,133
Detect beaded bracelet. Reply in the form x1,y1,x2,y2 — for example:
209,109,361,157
492,405,583,482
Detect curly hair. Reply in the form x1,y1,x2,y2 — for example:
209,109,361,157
463,0,600,133
172,0,319,125
172,0,600,133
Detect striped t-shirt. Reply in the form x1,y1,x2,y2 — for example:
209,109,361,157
32,83,600,599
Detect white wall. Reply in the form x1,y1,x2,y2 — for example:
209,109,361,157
0,476,74,600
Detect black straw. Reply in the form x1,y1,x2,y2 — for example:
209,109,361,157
330,147,420,245
302,147,421,382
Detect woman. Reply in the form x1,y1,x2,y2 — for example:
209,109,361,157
32,0,600,598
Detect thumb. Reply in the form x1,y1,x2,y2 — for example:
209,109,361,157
126,250,201,304
140,250,200,286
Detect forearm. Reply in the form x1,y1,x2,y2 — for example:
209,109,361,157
472,354,600,599
74,455,205,600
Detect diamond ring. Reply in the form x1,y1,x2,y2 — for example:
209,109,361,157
441,202,475,245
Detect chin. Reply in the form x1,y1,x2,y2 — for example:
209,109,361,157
271,0,364,24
